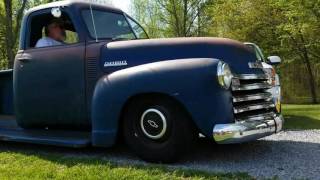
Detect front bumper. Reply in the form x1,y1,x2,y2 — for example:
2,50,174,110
212,114,283,144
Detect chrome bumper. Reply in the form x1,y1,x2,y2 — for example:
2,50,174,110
212,114,284,144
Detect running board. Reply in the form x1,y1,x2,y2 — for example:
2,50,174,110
0,129,91,148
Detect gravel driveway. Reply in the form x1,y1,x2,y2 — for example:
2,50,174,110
176,130,320,180
1,130,320,180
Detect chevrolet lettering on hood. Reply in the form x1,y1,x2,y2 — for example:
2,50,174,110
104,61,128,67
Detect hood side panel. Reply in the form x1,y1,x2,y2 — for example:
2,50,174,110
100,38,263,75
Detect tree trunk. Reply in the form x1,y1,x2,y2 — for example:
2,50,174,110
183,0,187,36
3,0,28,69
3,0,14,69
302,51,318,104
299,33,318,104
197,3,201,36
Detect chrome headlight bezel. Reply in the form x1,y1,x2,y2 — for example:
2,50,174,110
217,61,233,89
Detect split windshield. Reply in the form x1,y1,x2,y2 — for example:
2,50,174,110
82,10,147,41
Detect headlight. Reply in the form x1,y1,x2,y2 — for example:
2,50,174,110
217,61,233,89
264,67,277,86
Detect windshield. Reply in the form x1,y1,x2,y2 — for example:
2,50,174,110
245,43,266,62
82,10,137,40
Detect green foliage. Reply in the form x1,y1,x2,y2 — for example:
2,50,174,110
132,0,211,37
0,1,7,69
131,0,164,38
281,61,320,103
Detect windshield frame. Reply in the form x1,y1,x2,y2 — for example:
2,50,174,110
81,8,148,41
124,13,149,39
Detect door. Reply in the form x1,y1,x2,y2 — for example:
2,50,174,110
15,43,87,128
14,8,88,128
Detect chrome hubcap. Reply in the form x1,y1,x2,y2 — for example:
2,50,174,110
140,108,167,140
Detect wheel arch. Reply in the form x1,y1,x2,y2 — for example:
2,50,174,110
91,58,234,147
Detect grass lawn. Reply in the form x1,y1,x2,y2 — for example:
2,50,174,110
282,104,320,129
0,150,252,180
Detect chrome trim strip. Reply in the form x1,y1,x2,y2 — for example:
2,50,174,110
234,74,268,80
232,83,272,91
233,102,275,114
0,69,13,74
212,114,284,144
236,112,276,122
275,115,284,133
233,92,272,102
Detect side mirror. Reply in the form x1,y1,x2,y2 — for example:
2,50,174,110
267,56,281,65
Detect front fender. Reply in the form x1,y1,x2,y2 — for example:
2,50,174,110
91,58,234,147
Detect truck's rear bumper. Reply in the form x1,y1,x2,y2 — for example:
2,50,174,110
212,114,283,144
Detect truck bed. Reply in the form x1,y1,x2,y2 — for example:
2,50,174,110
0,69,14,115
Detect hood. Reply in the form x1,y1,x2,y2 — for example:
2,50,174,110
100,37,263,75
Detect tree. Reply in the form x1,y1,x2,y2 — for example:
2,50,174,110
275,0,319,103
131,0,164,38
132,0,211,37
156,0,208,37
3,0,27,69
207,0,319,104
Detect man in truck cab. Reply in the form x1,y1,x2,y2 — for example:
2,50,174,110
35,19,66,48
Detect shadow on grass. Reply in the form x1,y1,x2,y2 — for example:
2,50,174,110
284,115,320,130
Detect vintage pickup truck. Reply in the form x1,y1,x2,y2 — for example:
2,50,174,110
0,1,283,162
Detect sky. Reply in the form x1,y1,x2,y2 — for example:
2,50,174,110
110,0,132,13
83,0,132,14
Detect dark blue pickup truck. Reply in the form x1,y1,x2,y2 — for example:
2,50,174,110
0,1,283,162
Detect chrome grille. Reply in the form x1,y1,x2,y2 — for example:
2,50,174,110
233,92,272,103
231,74,276,121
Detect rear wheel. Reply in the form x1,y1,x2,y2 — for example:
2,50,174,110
122,96,197,163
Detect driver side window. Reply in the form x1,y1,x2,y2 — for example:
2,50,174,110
29,10,79,49
64,30,79,44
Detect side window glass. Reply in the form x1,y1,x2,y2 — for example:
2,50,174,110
30,11,79,49
127,18,148,39
65,30,79,44
255,49,263,61
40,28,79,45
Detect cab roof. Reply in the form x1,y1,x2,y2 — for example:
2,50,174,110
26,0,123,15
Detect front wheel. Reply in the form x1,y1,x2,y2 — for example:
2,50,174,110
122,97,197,163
